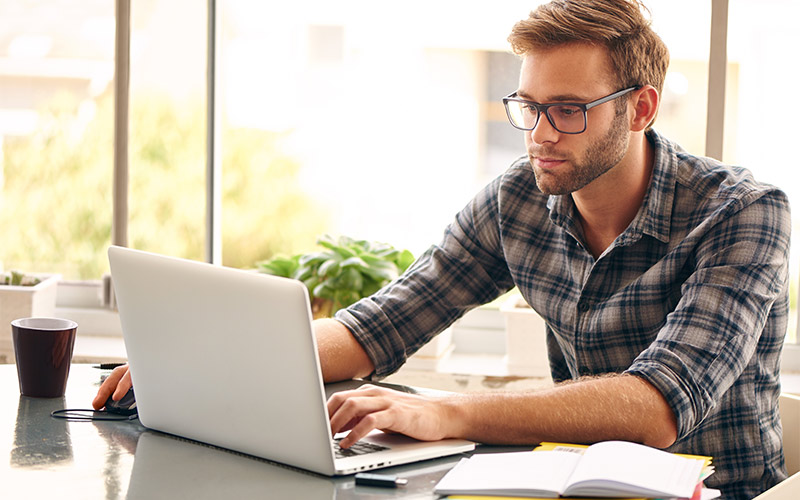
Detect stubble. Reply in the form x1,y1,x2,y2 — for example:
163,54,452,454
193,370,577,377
530,111,630,196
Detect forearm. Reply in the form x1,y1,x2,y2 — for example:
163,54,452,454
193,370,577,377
442,373,677,449
315,318,375,382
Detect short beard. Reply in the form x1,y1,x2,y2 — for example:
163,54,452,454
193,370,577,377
532,110,630,196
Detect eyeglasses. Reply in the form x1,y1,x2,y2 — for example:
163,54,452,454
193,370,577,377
502,86,641,134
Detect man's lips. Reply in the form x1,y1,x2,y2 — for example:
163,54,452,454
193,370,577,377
532,156,566,170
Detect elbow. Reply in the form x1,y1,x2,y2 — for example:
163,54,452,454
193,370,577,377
642,409,678,449
632,375,679,449
644,426,677,449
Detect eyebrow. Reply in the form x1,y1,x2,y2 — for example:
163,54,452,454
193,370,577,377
515,90,590,103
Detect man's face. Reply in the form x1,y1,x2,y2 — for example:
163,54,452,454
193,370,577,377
518,43,631,196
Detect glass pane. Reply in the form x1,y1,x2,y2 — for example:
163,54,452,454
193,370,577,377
128,0,207,262
648,0,711,155
0,1,115,279
727,0,800,341
218,0,538,268
0,0,717,284
218,0,712,272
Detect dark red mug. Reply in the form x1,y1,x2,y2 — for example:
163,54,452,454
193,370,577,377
11,318,78,398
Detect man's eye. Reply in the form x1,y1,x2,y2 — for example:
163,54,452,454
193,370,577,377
554,106,579,117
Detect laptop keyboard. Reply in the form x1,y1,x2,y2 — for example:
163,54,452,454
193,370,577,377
333,438,390,459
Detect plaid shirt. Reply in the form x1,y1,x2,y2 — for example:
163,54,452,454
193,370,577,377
335,130,791,498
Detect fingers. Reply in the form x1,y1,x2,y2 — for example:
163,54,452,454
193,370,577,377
327,385,446,448
327,385,384,424
91,364,132,410
328,386,388,443
330,394,396,448
330,393,391,433
113,368,133,400
338,410,394,449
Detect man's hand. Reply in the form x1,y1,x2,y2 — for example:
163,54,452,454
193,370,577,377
327,384,456,448
327,375,677,450
92,364,133,410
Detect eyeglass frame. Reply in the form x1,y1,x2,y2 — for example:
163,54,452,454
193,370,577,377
502,85,642,135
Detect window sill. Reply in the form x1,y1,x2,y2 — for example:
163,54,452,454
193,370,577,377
782,345,800,394
73,334,127,364
57,306,122,336
57,304,125,363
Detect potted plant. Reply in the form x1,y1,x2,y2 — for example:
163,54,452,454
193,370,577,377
259,235,458,369
0,270,61,363
257,234,416,319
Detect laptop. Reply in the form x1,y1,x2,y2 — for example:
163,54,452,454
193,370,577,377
108,245,475,476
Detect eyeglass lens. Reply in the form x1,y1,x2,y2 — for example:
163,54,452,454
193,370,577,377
505,102,586,133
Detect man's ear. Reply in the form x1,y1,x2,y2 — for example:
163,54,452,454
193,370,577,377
630,85,659,132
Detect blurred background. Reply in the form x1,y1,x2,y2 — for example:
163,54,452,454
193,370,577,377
0,0,797,331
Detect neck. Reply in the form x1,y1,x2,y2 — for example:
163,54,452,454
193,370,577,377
572,132,654,258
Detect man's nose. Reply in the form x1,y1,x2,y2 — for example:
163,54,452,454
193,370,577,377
530,113,560,144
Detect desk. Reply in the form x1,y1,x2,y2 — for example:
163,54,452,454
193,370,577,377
1,364,492,499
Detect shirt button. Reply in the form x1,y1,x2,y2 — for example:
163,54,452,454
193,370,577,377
578,302,591,312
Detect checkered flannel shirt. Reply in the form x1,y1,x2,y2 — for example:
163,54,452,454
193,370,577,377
335,129,791,498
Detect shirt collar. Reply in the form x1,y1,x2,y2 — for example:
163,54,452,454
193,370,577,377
547,129,676,245
632,129,676,244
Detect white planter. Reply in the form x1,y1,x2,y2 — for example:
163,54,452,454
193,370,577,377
0,274,61,363
500,295,551,379
405,328,454,371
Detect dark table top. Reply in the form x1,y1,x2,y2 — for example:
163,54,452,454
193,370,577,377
2,364,515,499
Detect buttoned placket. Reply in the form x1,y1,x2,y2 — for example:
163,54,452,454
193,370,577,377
564,221,647,378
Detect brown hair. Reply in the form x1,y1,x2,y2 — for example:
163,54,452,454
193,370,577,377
508,0,669,101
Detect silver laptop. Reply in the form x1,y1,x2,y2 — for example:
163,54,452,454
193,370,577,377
108,246,475,476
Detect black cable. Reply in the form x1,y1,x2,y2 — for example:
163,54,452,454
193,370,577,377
51,409,139,421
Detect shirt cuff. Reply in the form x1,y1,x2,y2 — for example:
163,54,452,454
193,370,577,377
626,351,712,440
334,297,410,379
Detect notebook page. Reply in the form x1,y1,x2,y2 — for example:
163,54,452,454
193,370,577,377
434,450,581,497
565,441,704,498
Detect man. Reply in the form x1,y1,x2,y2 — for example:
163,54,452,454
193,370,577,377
95,1,790,497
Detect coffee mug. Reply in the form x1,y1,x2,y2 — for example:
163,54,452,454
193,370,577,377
11,317,78,398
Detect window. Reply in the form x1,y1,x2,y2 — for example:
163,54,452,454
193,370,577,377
727,0,800,344
0,0,716,278
217,1,540,263
2,1,798,361
127,1,208,262
0,1,115,278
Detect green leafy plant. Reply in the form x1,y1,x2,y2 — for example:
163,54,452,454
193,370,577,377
0,271,41,287
257,235,415,318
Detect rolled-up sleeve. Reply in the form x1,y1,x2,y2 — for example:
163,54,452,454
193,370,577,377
335,174,516,377
626,189,791,440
